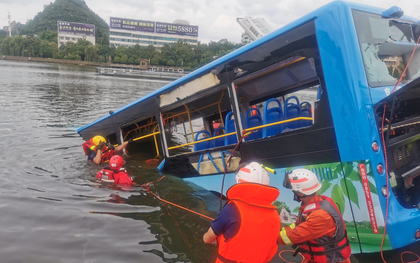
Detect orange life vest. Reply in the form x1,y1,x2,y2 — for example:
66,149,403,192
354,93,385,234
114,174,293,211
96,168,132,185
216,183,280,263
82,139,115,163
296,195,351,263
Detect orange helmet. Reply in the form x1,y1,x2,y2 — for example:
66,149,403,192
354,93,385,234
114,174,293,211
109,155,124,170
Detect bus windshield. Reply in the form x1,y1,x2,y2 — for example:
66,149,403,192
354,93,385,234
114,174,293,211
353,10,420,87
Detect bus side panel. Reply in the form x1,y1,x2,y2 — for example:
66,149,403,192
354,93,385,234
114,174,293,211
340,160,391,253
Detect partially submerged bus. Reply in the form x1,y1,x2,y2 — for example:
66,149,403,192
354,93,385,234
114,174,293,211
77,1,420,254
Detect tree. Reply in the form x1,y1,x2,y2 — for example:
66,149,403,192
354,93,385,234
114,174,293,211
167,59,175,66
114,56,121,63
121,54,128,64
128,56,135,64
176,58,183,67
151,57,159,65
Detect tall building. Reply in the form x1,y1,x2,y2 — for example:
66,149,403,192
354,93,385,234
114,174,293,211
237,17,274,43
109,17,199,48
57,21,95,47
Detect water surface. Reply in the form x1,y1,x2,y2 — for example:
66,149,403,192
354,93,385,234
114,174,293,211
0,60,220,263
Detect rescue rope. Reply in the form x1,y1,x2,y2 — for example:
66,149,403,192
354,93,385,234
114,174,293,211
401,251,420,263
219,129,255,211
278,250,304,263
142,176,215,221
381,34,420,263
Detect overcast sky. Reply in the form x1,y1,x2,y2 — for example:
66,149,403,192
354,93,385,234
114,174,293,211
1,0,419,43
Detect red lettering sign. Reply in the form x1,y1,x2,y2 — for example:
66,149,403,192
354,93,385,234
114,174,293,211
359,163,379,234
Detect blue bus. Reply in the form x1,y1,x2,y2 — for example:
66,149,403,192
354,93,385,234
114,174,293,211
77,1,420,254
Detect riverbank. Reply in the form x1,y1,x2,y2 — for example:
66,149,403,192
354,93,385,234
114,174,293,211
1,55,110,67
1,55,180,70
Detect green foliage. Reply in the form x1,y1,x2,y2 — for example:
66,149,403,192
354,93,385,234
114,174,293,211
21,0,109,45
151,57,159,65
332,184,345,215
167,59,175,66
273,200,291,214
318,180,331,195
340,178,360,209
114,56,121,63
128,56,135,64
121,54,128,64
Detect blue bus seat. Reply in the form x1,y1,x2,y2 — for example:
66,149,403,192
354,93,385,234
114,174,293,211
213,127,225,147
285,96,301,129
300,102,312,127
245,108,263,141
263,98,284,138
194,130,212,151
224,111,243,145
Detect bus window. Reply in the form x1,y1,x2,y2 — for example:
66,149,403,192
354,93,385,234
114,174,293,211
353,10,420,87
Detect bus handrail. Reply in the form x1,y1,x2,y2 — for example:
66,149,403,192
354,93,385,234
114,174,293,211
167,117,313,151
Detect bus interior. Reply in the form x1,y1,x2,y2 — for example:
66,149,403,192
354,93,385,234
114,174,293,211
160,21,340,177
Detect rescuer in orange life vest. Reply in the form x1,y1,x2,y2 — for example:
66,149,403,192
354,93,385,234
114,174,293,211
203,162,280,263
96,155,133,185
82,135,131,164
279,169,351,263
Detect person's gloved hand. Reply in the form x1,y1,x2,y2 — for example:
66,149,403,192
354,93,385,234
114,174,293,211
97,142,105,151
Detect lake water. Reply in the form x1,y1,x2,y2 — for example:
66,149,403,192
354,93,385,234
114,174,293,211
0,60,223,263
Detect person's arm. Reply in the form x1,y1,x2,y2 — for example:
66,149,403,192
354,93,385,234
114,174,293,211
115,141,129,152
203,227,217,244
93,149,102,164
278,210,335,245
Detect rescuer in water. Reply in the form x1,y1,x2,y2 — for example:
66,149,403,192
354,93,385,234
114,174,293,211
203,162,280,263
82,135,131,164
96,155,133,185
279,169,351,263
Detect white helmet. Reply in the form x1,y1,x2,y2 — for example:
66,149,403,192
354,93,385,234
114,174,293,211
235,162,270,185
283,168,321,195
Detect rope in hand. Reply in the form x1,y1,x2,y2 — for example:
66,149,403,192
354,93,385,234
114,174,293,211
219,129,256,211
142,175,215,221
380,34,420,263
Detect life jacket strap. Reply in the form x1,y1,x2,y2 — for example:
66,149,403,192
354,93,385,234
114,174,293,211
217,254,239,263
303,230,349,247
297,240,350,256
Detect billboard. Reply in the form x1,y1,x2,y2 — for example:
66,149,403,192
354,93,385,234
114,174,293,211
110,17,199,37
156,22,198,37
57,21,95,36
110,17,154,33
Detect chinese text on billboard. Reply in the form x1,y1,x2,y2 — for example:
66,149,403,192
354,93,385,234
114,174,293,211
57,21,95,36
110,17,155,33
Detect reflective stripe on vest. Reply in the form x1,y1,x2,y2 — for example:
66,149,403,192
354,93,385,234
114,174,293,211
216,183,280,263
297,196,351,263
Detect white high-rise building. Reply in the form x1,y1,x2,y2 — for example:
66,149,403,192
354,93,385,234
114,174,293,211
237,17,274,43
109,18,199,48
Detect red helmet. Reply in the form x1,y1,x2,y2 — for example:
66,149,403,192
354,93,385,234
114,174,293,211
109,155,124,170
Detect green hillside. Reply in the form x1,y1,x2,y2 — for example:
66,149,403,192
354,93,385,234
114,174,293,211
21,0,109,45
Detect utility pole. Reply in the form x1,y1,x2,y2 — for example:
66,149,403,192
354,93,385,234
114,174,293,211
8,10,12,37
